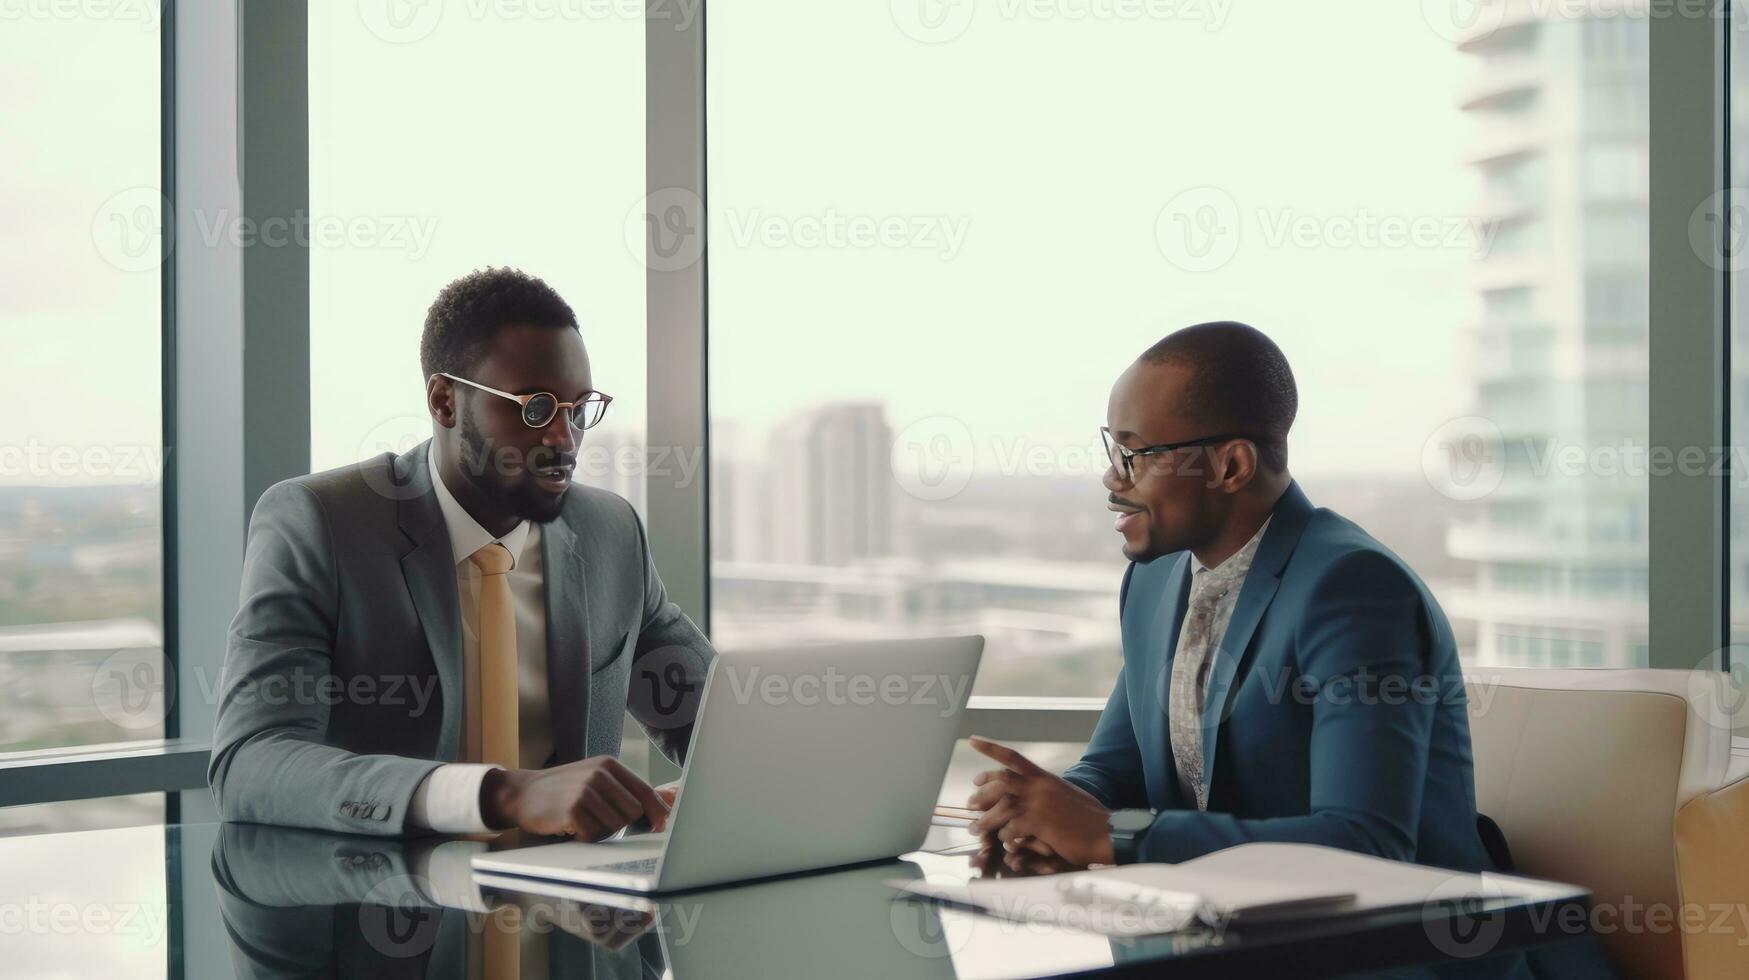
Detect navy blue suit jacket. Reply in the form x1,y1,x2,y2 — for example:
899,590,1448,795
1063,481,1492,871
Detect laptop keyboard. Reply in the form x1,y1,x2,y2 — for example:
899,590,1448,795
597,857,660,875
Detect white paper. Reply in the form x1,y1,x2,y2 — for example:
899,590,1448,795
894,841,1571,938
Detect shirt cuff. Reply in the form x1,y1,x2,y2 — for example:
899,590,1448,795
408,763,502,834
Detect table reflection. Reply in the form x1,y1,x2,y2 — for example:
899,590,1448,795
211,823,969,980
200,822,1610,980
211,823,660,979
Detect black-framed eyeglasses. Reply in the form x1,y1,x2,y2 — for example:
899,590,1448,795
436,372,613,430
1100,426,1256,481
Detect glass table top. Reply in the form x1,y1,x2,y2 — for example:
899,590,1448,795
1,820,1606,979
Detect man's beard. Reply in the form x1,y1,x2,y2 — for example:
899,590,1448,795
458,408,568,524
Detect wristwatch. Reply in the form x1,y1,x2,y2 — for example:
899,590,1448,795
1106,808,1157,865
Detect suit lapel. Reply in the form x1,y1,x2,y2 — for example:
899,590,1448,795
1150,555,1192,807
541,509,592,764
394,441,464,762
1195,480,1316,804
1197,570,1281,796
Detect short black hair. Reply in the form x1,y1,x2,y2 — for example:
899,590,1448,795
1140,321,1297,473
419,267,578,379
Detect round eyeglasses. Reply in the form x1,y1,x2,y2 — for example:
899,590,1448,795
437,373,613,429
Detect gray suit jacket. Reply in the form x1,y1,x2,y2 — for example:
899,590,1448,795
208,438,714,835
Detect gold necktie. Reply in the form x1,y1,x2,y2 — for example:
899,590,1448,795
469,542,519,772
469,543,520,979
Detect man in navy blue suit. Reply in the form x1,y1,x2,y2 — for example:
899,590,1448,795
966,321,1492,873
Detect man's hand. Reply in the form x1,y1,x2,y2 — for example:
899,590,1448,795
481,757,669,840
964,736,1115,867
655,780,680,809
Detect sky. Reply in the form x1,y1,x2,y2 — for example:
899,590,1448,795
2,14,161,487
704,0,1477,481
313,0,1477,483
7,0,1477,487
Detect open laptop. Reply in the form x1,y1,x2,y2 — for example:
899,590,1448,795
471,634,983,894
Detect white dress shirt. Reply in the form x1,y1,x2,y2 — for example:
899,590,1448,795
408,446,554,833
1169,516,1271,803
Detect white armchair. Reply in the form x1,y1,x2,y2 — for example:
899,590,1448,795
1464,668,1749,979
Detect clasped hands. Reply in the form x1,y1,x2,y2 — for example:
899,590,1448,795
963,736,1116,872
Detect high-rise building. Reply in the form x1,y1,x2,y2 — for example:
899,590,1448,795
711,420,767,564
1446,6,1649,667
765,402,894,566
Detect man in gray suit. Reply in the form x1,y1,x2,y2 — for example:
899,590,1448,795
209,267,714,839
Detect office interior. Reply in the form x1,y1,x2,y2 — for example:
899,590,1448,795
4,0,1749,977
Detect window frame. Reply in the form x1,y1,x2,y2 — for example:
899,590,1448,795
1647,0,1729,674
